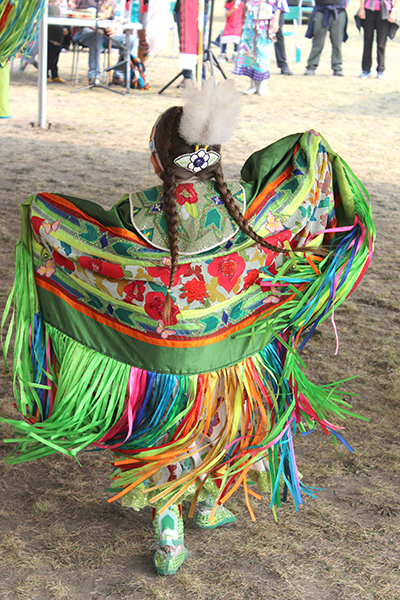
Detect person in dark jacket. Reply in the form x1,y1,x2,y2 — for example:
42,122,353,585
304,0,348,76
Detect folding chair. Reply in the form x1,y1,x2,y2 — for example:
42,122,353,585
283,5,301,63
70,41,112,83
299,0,315,25
70,41,88,83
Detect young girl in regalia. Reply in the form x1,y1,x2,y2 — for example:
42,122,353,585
233,0,287,95
1,77,374,575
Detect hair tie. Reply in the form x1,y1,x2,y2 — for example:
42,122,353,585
174,147,220,173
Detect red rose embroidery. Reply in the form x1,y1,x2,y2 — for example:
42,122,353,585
175,183,198,206
124,281,146,303
144,292,179,325
208,252,246,293
78,256,125,279
181,278,208,304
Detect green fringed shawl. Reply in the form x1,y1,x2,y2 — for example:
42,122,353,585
1,131,375,515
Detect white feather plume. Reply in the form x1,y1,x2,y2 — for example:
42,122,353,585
179,76,241,146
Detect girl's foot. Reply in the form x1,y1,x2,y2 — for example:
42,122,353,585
152,504,188,575
193,494,236,529
153,544,189,576
248,467,270,492
18,59,28,72
257,80,269,96
243,79,258,95
194,502,236,529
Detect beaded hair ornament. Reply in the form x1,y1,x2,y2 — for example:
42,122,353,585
149,76,241,173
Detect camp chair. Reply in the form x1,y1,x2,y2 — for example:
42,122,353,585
70,41,89,83
283,5,301,63
299,0,315,25
70,41,113,83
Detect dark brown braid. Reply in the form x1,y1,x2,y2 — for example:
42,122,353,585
211,161,329,257
212,161,289,254
155,107,182,322
151,106,327,322
211,158,328,257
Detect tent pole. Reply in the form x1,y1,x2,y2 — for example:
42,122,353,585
38,1,48,129
196,0,204,87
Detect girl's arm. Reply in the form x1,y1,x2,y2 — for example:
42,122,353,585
225,0,240,18
271,8,280,32
389,0,398,22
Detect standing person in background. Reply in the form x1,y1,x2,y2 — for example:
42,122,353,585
274,8,293,75
174,0,210,89
304,0,348,76
173,0,193,87
357,0,398,78
137,0,150,64
219,0,245,62
48,29,69,83
233,0,283,95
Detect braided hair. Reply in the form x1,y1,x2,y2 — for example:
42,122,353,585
151,106,322,321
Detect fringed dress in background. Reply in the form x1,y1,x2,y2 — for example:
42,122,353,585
233,0,288,82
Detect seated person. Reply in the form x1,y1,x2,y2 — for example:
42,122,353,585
19,2,69,79
48,4,69,83
71,0,138,84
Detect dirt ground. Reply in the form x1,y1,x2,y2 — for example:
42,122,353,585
1,12,400,600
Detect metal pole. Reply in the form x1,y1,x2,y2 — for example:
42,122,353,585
196,0,204,87
38,1,48,129
125,27,131,92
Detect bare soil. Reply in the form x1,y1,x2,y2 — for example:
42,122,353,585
1,14,400,600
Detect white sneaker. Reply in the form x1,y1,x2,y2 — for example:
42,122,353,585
257,80,269,96
244,79,257,94
218,53,227,63
359,71,371,79
377,72,385,80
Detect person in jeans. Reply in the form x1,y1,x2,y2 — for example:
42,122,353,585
71,0,137,84
357,0,398,79
304,0,348,76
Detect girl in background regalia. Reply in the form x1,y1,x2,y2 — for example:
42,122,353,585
233,0,288,94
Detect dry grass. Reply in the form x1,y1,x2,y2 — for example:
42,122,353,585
1,9,400,600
